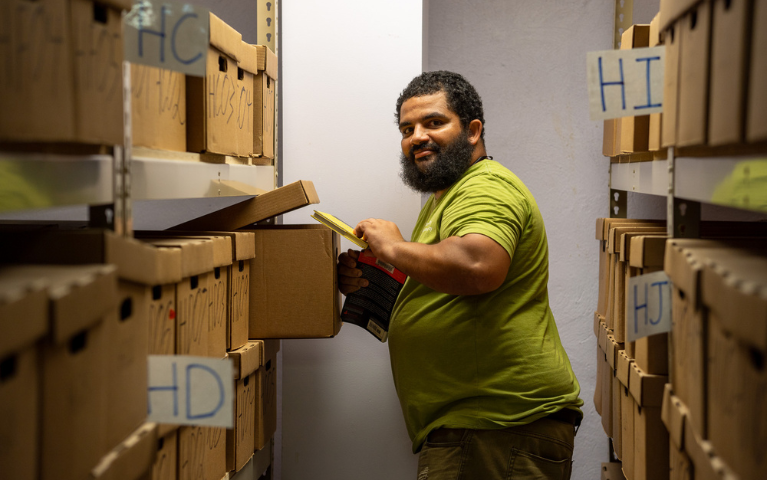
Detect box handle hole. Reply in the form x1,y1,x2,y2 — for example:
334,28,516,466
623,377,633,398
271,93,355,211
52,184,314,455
0,355,17,382
244,375,250,386
724,0,732,10
219,56,228,73
157,437,164,450
191,275,199,290
215,267,221,280
152,285,162,300
265,359,272,371
690,10,698,29
238,67,244,81
267,77,271,88
120,297,133,321
239,260,245,272
69,331,88,354
93,3,108,24
750,348,764,371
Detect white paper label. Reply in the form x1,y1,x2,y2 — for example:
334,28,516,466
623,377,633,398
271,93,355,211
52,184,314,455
123,0,209,77
147,355,234,428
626,271,672,342
587,46,665,121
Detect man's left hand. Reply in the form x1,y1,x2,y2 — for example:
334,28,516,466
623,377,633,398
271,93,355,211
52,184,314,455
354,218,405,264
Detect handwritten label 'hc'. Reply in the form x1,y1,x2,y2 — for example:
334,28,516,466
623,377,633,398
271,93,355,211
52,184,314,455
123,0,210,78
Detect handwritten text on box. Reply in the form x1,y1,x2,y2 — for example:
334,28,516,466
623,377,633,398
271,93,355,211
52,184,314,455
147,355,234,428
587,46,665,121
626,271,672,342
124,0,209,77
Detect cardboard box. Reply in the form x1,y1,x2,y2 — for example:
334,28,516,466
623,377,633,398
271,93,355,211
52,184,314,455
620,25,651,153
594,344,604,416
0,270,48,480
701,250,767,352
677,3,712,147
152,428,178,480
187,13,253,157
228,234,255,351
178,425,226,480
669,442,693,480
255,339,280,450
683,419,739,480
649,13,663,151
662,21,682,147
747,0,767,142
603,119,618,157
16,264,117,480
202,237,234,358
617,351,635,480
600,336,613,437
227,341,261,473
660,383,687,451
92,422,157,480
248,225,342,338
252,45,277,160
0,0,129,145
707,313,767,479
172,180,320,231
659,0,706,32
611,346,624,459
132,65,187,151
629,362,669,480
708,0,751,145
149,283,178,355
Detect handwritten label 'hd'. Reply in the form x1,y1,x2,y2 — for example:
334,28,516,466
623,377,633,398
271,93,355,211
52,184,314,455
147,355,233,428
587,46,665,121
123,0,209,77
626,271,672,342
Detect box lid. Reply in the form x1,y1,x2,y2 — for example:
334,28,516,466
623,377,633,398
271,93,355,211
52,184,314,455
659,0,703,32
142,238,215,278
598,321,610,354
621,232,666,263
607,334,623,370
91,422,158,480
629,361,668,407
0,271,48,356
0,230,183,286
596,218,664,241
702,252,767,352
621,24,651,49
683,419,739,480
171,180,320,231
1,265,117,344
629,236,668,268
661,383,687,450
609,225,666,254
650,13,662,47
209,13,242,60
616,350,633,388
238,42,260,75
253,45,278,80
229,341,262,379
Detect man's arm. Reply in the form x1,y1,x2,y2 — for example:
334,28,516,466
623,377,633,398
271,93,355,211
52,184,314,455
354,218,510,296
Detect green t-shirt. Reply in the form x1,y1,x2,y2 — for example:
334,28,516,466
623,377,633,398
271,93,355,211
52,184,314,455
388,159,583,453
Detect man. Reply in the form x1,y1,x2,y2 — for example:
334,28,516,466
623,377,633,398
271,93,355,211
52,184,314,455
338,71,582,479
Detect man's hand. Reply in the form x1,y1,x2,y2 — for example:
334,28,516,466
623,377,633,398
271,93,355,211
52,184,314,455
354,218,406,264
337,249,369,295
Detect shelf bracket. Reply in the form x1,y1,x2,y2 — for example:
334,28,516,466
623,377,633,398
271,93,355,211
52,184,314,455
667,147,701,238
610,189,627,218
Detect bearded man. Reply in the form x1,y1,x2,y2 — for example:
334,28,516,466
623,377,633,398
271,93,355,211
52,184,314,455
337,71,583,480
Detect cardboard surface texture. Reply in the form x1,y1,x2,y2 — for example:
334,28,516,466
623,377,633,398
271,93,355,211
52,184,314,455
152,429,178,480
660,0,706,31
661,383,687,451
226,341,261,472
747,0,767,142
92,423,157,480
132,65,187,151
255,339,280,450
249,225,341,338
620,25,651,153
187,13,252,157
629,362,668,408
0,270,48,358
172,180,320,231
252,45,277,159
662,21,682,147
178,425,226,480
0,0,125,144
677,3,712,147
601,462,626,480
708,0,750,146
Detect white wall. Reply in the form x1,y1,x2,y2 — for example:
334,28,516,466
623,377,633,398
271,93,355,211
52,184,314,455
279,1,423,479
426,1,622,478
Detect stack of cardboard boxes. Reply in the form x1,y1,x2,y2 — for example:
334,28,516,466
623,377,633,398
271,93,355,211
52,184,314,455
604,0,767,158
0,178,345,480
595,220,767,480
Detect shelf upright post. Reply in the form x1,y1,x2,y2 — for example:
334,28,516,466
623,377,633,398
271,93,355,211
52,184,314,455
609,164,627,218
122,60,133,236
258,0,279,192
667,147,701,238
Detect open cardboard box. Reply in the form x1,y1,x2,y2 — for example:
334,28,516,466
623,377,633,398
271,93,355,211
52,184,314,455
227,341,262,473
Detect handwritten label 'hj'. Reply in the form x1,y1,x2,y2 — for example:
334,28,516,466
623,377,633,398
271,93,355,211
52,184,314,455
587,46,665,121
147,355,233,428
123,0,209,77
626,271,672,342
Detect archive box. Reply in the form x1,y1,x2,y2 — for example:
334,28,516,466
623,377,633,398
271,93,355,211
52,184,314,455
131,65,187,152
252,45,277,160
226,341,261,473
619,25,651,153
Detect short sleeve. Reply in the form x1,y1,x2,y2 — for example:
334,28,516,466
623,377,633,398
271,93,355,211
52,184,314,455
440,173,530,258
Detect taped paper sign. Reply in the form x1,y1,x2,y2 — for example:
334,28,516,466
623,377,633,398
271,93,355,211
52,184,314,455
124,0,209,77
626,271,672,342
147,355,234,428
587,46,665,121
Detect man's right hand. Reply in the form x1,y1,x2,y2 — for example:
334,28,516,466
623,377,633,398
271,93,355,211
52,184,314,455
337,249,369,295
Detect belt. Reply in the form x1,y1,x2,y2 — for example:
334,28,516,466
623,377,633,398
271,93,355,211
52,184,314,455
427,409,582,444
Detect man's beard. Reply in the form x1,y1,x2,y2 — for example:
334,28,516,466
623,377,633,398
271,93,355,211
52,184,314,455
399,130,475,194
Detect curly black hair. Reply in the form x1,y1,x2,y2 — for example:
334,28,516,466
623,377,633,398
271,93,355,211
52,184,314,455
395,71,486,140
